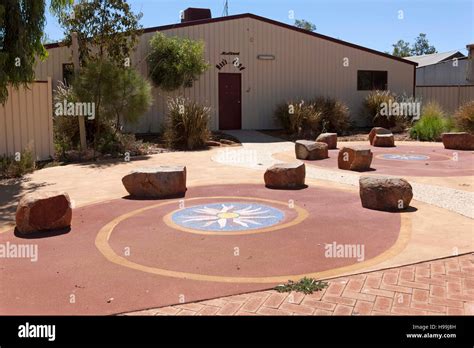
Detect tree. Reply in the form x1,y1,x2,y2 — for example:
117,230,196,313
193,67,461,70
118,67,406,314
147,32,209,91
390,33,437,57
73,61,152,131
58,0,143,66
294,19,317,32
411,33,437,56
391,40,411,57
0,0,73,104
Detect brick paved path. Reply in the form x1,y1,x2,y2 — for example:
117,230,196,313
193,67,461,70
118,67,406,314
127,254,474,316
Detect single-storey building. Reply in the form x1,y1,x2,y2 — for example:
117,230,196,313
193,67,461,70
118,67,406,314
406,49,471,86
35,8,417,132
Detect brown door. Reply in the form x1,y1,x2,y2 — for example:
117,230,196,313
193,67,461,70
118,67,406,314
218,73,241,130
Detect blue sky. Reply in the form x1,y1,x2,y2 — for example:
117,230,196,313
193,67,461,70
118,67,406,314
45,0,473,55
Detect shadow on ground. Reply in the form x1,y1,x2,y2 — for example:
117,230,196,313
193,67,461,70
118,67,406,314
0,178,53,225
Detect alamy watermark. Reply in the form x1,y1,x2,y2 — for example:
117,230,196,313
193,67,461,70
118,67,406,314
215,148,258,165
324,242,365,262
379,99,421,120
54,100,95,120
0,242,38,262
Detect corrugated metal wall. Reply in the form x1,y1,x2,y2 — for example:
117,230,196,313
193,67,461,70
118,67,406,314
0,79,54,161
35,16,415,132
416,59,470,86
416,85,474,113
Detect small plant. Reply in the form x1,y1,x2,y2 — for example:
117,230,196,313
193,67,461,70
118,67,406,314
363,90,397,128
0,150,36,179
274,277,328,295
409,102,452,141
454,101,474,133
311,96,350,134
274,99,314,135
164,97,211,150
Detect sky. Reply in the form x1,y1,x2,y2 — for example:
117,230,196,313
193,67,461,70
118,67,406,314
44,0,474,55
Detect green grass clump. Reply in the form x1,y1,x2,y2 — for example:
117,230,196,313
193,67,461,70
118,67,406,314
409,102,453,141
274,277,328,295
0,150,36,179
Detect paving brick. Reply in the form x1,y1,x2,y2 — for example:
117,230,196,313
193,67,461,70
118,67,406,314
262,293,287,308
279,302,314,315
414,276,445,286
333,304,353,315
380,283,413,294
174,303,205,312
391,307,427,315
301,298,337,311
382,272,399,285
398,280,430,290
284,291,305,305
342,290,376,302
429,297,464,308
393,293,411,307
464,302,474,315
326,281,346,296
430,285,446,298
176,309,196,316
216,302,242,315
346,278,365,292
431,263,446,275
256,307,292,316
240,297,266,313
373,297,393,312
415,266,430,278
361,287,395,298
412,289,429,302
411,302,446,313
353,300,373,315
400,269,415,281
313,309,333,316
364,276,382,289
446,307,464,315
322,295,356,306
155,306,180,315
196,306,220,316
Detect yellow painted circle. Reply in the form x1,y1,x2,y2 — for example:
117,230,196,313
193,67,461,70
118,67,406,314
95,194,411,284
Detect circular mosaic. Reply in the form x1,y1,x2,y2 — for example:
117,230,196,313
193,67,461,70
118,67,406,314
379,154,430,161
171,202,285,232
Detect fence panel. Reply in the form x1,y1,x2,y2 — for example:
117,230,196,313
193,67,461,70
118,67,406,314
0,79,54,161
416,85,474,114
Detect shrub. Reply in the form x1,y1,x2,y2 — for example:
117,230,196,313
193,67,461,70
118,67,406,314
164,97,211,150
0,150,35,179
311,97,350,134
274,100,316,135
409,102,452,141
454,101,474,133
147,32,209,91
363,90,397,128
274,97,350,137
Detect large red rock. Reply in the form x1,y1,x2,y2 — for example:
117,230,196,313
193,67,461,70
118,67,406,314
369,127,392,145
316,133,338,149
359,176,413,211
122,166,187,198
338,147,373,171
264,162,305,189
441,132,474,150
295,140,328,160
373,133,395,147
16,191,72,234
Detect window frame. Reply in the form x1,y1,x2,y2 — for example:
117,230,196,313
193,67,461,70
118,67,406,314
357,70,388,91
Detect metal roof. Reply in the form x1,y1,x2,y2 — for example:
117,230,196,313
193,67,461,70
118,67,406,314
405,50,465,67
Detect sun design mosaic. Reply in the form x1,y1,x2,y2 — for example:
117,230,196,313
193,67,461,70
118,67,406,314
171,202,285,232
380,154,430,161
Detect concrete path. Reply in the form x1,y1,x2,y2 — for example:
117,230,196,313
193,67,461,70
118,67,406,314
216,131,474,218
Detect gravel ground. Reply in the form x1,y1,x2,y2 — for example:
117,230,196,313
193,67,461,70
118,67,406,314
216,130,474,219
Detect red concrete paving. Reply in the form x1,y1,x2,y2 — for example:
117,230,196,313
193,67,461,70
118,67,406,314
127,253,474,316
0,184,401,315
299,145,473,177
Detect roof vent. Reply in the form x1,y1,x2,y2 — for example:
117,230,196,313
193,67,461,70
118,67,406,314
181,8,212,23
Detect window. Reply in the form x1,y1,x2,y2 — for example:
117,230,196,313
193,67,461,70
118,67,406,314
62,63,74,86
357,70,388,90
